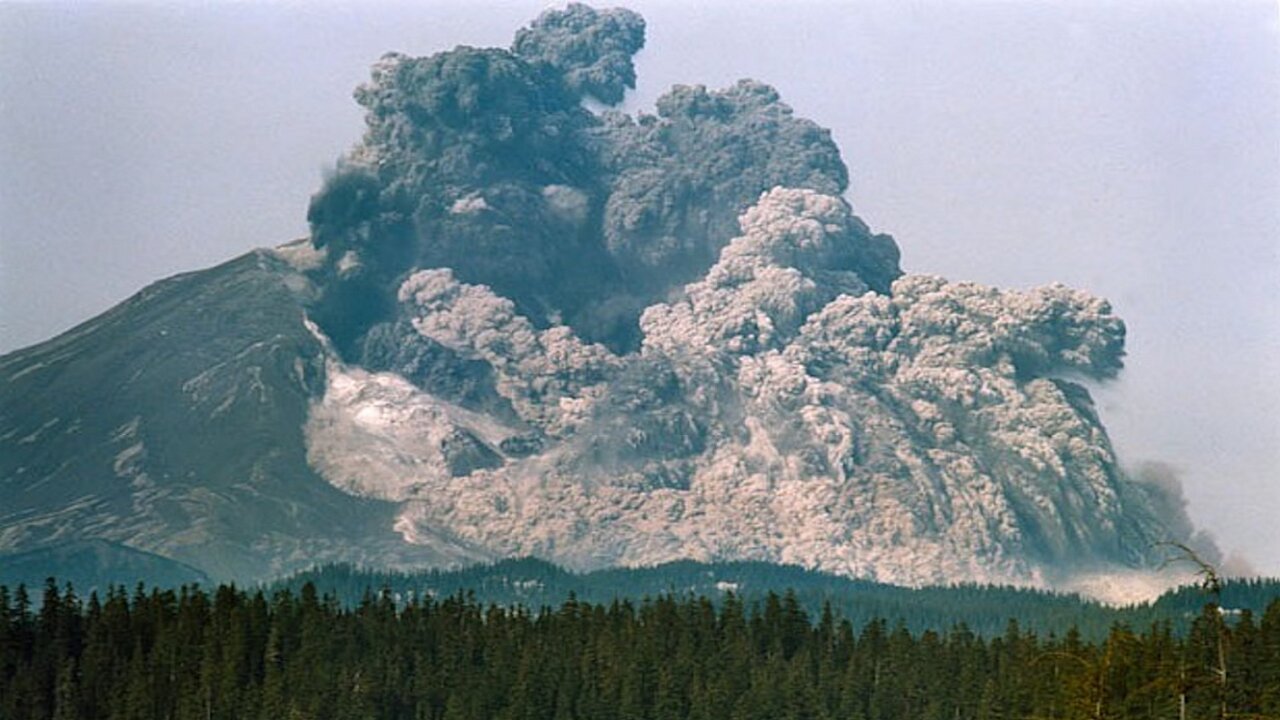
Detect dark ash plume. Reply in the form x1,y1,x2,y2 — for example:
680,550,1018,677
512,3,646,105
303,4,897,357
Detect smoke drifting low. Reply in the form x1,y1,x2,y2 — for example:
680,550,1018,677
297,4,1205,588
1128,461,1255,578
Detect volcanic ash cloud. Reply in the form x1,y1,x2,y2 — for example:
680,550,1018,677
297,4,1204,592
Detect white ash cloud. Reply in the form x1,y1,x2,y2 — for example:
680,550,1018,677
640,188,869,357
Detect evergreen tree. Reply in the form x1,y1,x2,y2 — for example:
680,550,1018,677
0,576,1276,720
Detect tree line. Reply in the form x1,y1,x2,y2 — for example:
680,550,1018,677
275,559,1280,641
1,579,1278,720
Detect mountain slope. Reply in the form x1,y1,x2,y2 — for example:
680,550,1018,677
0,539,209,592
0,250,480,581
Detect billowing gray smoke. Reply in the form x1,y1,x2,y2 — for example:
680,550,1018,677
298,4,1196,590
304,2,887,356
512,3,645,104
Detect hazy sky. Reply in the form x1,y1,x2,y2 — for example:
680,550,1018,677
2,1,1277,574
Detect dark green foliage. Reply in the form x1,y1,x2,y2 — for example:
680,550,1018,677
1151,576,1280,617
273,559,1280,642
2,579,1277,720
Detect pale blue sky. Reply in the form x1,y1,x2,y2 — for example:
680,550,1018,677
2,0,1277,574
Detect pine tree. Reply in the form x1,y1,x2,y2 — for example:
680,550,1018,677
51,657,80,720
1260,599,1280,716
1226,608,1262,717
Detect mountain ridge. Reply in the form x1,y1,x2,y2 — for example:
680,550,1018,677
272,557,1280,640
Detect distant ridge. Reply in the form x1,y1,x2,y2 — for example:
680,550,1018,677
272,558,1280,641
0,539,209,593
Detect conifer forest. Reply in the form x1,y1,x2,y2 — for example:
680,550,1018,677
2,579,1278,720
